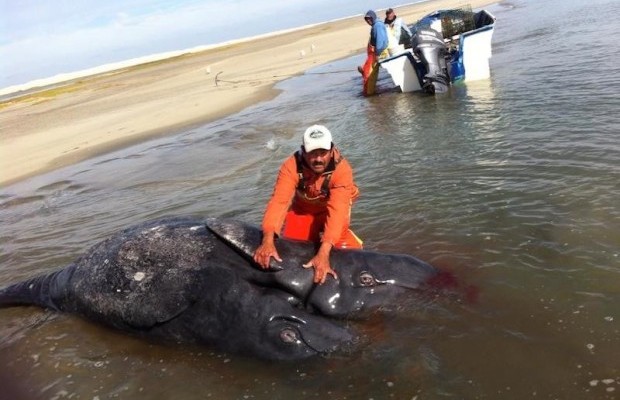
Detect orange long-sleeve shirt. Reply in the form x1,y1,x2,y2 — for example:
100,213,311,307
262,148,359,245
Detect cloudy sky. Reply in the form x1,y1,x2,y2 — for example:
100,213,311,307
1,0,410,90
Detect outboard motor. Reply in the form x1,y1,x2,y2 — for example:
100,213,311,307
411,28,450,94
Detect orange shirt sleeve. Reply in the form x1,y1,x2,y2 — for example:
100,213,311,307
321,159,358,245
261,155,298,235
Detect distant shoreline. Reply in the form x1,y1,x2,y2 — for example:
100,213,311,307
0,15,357,100
0,0,496,188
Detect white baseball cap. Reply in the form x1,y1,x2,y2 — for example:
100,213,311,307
302,125,333,152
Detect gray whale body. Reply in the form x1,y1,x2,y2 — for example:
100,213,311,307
0,216,439,360
206,218,439,317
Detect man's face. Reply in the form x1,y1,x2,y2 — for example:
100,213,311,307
365,17,372,26
303,148,332,174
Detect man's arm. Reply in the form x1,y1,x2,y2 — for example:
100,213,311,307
261,156,298,235
399,17,413,36
373,23,390,55
255,156,298,268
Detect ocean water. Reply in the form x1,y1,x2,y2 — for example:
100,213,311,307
1,0,619,399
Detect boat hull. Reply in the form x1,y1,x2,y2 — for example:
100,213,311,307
379,9,496,93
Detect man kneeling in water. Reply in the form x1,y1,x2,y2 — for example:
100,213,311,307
253,125,362,284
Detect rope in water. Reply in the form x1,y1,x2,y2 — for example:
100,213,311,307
215,69,354,86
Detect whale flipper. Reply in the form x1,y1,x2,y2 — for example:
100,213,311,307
205,218,263,260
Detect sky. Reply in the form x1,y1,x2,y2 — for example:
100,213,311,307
0,0,419,93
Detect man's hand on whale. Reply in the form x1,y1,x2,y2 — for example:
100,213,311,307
253,231,283,268
302,241,338,284
253,231,338,284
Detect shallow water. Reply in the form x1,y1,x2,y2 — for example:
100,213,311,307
1,0,619,398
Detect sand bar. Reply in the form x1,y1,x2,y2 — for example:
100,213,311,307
0,0,495,187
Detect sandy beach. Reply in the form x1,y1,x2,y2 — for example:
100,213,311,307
0,0,495,187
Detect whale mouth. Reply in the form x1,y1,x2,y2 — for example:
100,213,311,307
375,278,422,290
371,262,440,291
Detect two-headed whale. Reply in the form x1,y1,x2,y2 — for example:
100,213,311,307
0,216,439,360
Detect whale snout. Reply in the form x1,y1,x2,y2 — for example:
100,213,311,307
264,314,357,360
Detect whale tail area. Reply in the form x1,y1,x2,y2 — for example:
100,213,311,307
0,269,69,310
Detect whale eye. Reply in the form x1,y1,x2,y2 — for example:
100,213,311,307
280,328,300,344
359,271,376,287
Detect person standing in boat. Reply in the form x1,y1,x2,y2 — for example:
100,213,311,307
384,8,412,49
358,10,389,96
253,125,362,284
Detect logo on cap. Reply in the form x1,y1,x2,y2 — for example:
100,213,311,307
309,130,324,139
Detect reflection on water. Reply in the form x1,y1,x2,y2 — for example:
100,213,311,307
1,0,619,398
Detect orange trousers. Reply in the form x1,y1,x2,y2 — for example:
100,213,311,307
361,51,379,96
281,210,363,249
361,44,390,96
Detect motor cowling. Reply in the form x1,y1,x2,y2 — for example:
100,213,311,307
411,28,450,94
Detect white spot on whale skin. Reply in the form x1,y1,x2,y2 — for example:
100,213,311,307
134,272,146,281
145,225,165,237
190,225,202,231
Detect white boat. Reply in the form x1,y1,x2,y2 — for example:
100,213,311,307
379,8,496,94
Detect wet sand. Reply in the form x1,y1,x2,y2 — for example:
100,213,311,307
0,0,495,187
